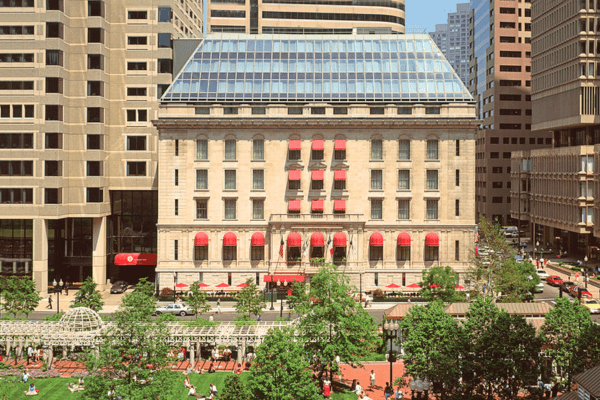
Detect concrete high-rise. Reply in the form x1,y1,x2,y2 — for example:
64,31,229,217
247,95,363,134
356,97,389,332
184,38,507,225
429,3,470,85
469,0,552,227
205,0,405,35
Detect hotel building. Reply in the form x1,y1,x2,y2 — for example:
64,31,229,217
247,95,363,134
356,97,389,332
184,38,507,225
153,33,478,291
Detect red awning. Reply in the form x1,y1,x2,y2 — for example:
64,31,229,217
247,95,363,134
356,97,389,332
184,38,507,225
312,199,324,211
115,253,157,266
175,283,189,289
216,283,231,288
289,140,301,151
312,170,324,180
334,199,346,211
334,139,346,150
406,283,421,289
237,282,250,288
194,232,209,246
223,232,237,246
386,283,401,289
251,232,265,246
312,140,324,151
311,232,325,247
287,232,302,247
397,232,411,247
370,232,384,247
264,275,305,283
288,200,301,211
288,170,301,180
425,232,440,246
334,170,346,181
333,232,347,247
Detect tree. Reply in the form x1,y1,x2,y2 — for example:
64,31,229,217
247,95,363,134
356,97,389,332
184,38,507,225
1,276,41,319
541,296,594,391
71,276,104,312
220,374,251,400
400,300,463,398
186,281,211,320
495,258,540,302
235,278,265,320
247,327,320,400
83,278,178,400
287,262,379,380
419,266,466,303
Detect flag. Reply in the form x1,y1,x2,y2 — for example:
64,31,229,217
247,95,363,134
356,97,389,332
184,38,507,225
279,244,284,258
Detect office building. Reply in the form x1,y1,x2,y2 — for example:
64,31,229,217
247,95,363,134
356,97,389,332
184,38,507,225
429,3,470,85
153,33,477,292
511,0,600,255
469,0,552,227
0,0,203,293
205,0,405,35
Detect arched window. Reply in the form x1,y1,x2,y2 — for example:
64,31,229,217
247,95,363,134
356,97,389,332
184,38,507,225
369,232,383,261
251,232,264,261
194,232,209,261
223,232,237,261
397,232,411,261
425,232,439,261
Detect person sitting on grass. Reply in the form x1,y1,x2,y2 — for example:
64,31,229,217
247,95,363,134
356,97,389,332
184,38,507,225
24,383,38,396
208,363,216,373
234,363,242,374
184,376,192,389
22,370,31,383
187,385,204,398
67,382,84,393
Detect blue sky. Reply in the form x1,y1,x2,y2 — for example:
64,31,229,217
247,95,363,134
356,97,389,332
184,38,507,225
405,1,468,34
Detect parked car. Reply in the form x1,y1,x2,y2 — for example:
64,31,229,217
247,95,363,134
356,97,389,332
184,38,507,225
546,275,564,286
534,282,544,293
581,299,600,314
154,303,195,316
568,285,592,298
560,281,577,295
502,226,518,237
536,269,550,280
514,255,524,264
110,281,128,294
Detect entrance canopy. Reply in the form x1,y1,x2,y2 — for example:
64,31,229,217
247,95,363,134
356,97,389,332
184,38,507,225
264,275,305,283
115,253,157,266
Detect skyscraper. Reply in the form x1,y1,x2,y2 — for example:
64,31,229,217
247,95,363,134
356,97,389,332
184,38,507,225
469,0,552,226
429,3,470,85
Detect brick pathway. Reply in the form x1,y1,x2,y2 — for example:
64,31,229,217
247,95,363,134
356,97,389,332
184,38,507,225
337,361,410,400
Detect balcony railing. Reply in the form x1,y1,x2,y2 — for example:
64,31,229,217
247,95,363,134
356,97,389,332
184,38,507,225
270,213,364,223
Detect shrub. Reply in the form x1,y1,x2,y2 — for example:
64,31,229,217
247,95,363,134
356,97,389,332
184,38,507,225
373,288,386,299
187,318,219,327
43,313,64,321
160,287,174,298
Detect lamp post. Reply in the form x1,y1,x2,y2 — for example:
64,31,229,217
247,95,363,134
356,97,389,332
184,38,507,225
383,319,400,391
52,279,62,315
279,281,283,318
534,241,539,266
413,376,424,399
359,271,363,305
269,275,275,311
584,255,589,289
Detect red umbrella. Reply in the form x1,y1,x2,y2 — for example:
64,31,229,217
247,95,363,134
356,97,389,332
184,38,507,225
175,283,189,289
197,282,210,288
406,283,421,289
237,282,250,288
455,284,465,290
386,283,401,289
216,283,231,288
429,284,442,289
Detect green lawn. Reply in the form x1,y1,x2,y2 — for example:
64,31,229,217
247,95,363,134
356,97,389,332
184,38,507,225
2,373,357,399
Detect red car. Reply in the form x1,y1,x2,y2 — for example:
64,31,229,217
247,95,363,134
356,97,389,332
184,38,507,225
569,285,593,298
547,276,564,287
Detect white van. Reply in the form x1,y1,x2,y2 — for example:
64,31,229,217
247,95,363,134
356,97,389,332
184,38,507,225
502,226,519,237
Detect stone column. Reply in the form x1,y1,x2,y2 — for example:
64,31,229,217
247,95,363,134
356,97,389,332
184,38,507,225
92,217,107,291
32,219,49,295
189,346,195,369
237,341,246,366
62,345,67,358
48,347,53,368
6,339,10,358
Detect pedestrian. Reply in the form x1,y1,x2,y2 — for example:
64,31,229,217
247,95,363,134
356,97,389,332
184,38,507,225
26,345,33,365
395,386,404,399
466,292,470,302
47,295,53,310
369,370,375,390
209,383,217,396
544,382,551,398
64,281,68,296
257,314,262,321
208,314,214,322
323,378,331,398
216,298,221,314
384,382,393,400
354,381,362,395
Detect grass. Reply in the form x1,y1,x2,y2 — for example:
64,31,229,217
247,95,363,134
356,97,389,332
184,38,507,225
2,372,358,399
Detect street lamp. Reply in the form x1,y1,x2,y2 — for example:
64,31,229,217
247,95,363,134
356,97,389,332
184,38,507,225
414,377,424,399
409,379,416,399
534,241,539,266
422,378,430,399
584,255,589,289
52,279,62,315
383,319,400,391
269,274,275,311
279,281,284,318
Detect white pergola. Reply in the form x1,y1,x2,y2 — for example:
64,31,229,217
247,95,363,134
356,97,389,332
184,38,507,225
0,308,292,367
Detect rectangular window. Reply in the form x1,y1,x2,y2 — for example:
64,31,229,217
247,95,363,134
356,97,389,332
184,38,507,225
126,161,146,176
371,199,382,219
455,241,460,261
224,170,236,190
158,59,173,74
46,22,63,38
87,54,103,70
45,105,62,121
426,140,439,160
253,170,264,190
86,161,102,176
47,0,63,11
225,139,236,160
425,107,441,114
128,10,147,19
127,62,147,71
370,247,383,261
223,107,238,115
312,177,323,190
397,246,410,261
174,199,178,216
126,109,147,122
333,107,348,115
426,200,438,220
224,199,236,219
252,107,265,115
1,161,32,176
174,169,178,186
158,7,172,22
157,84,169,98
253,199,264,219
288,149,301,160
196,199,207,219
44,160,60,176
45,77,62,94
456,140,460,156
398,200,410,220
87,107,103,123
196,169,208,190
44,188,61,204
398,170,410,190
87,27,103,43
251,245,263,261
288,107,302,115
157,33,172,48
371,170,383,190
289,178,301,190
127,36,147,45
399,140,410,160
0,188,33,204
455,199,460,216
87,81,103,96
126,136,146,151
195,245,208,261
126,87,147,97
334,179,345,190
45,132,61,149
174,139,179,156
46,50,63,66
174,240,178,260
88,0,103,16
371,139,383,160
456,169,460,186
87,134,102,150
196,139,208,160
398,107,412,114
86,187,103,203
253,139,264,160
426,170,439,190
223,246,236,261
425,246,439,261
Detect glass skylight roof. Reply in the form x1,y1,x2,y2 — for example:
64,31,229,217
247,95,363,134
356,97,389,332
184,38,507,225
162,34,473,103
